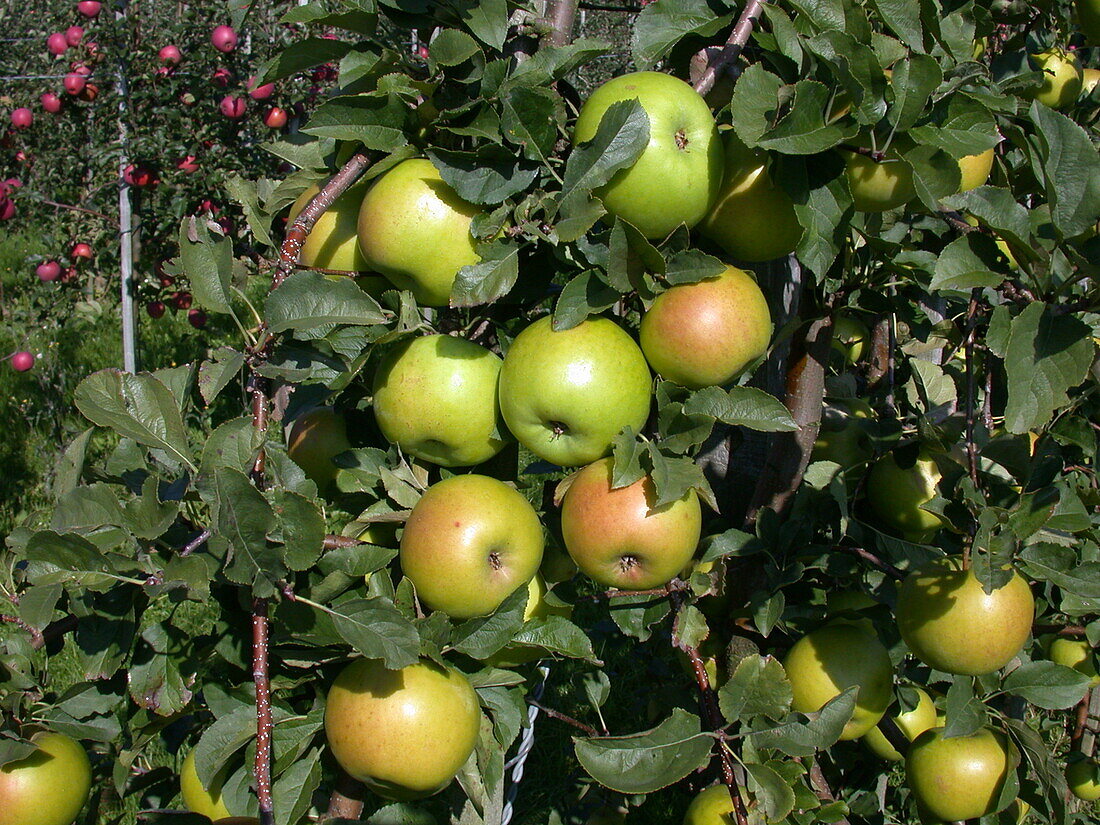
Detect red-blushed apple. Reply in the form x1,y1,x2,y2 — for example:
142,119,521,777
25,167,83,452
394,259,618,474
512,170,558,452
862,686,937,761
219,95,247,119
400,474,544,618
356,158,486,306
0,731,92,825
10,351,34,372
65,26,83,47
159,45,182,65
0,198,15,221
499,316,652,467
211,67,233,88
36,261,61,282
865,448,946,541
263,107,287,129
288,180,371,272
560,457,701,590
71,242,93,260
146,300,165,318
63,73,86,96
905,726,1015,821
74,65,92,77
372,334,507,467
286,407,352,489
325,658,480,799
171,291,192,309
180,749,231,820
638,264,771,389
1026,48,1083,109
248,77,275,100
188,309,207,329
699,130,802,262
123,163,156,187
572,71,723,240
76,0,101,17
783,623,894,740
896,556,1034,676
10,108,32,129
47,33,68,56
77,83,99,103
176,156,199,174
40,93,62,113
211,25,238,53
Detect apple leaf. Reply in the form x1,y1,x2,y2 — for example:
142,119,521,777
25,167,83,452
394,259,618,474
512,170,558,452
663,249,726,286
929,234,1006,292
803,33,886,126
0,734,40,769
560,99,649,205
865,0,924,52
214,467,282,597
272,490,325,571
177,216,234,315
1005,717,1069,824
273,753,323,825
644,446,716,510
428,28,481,66
1029,103,1100,239
573,708,714,794
501,84,564,164
1003,661,1091,710
507,615,599,662
943,677,986,737
128,623,194,717
719,654,793,725
452,585,529,660
451,240,522,307
265,271,388,332
426,147,539,205
610,592,672,642
908,97,1002,159
326,598,421,669
630,0,733,69
553,270,620,330
886,55,942,132
682,386,798,432
1018,544,1100,601
745,761,798,823
302,92,409,151
672,604,709,652
748,687,857,757
255,37,353,84
903,143,962,211
198,347,246,406
610,427,646,489
22,530,122,577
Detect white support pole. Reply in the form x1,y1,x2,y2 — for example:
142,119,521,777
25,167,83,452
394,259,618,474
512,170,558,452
116,0,137,373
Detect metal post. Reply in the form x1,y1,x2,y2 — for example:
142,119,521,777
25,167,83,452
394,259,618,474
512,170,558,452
116,0,137,373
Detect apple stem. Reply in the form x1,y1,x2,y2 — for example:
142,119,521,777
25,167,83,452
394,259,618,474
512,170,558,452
693,0,768,97
252,597,275,824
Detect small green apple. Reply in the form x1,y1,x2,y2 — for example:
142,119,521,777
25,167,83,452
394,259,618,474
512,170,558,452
357,158,485,306
1083,67,1100,95
895,556,1034,675
639,265,771,389
0,731,92,825
572,71,723,240
864,448,946,541
812,399,875,471
682,783,764,825
783,623,894,740
286,407,352,490
1067,759,1100,801
498,316,652,467
841,140,915,213
831,315,870,365
288,180,370,272
400,474,544,618
1026,48,1083,110
561,457,701,590
862,686,937,761
905,726,1015,821
325,658,480,799
957,148,995,193
181,748,232,820
372,334,507,467
1043,636,1100,686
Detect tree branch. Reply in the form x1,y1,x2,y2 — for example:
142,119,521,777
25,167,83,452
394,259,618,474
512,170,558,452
323,768,366,822
543,0,580,47
252,598,274,825
693,0,768,96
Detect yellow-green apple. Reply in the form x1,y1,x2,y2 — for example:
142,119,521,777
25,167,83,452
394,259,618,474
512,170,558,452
783,623,894,740
289,180,371,272
357,158,485,306
0,731,92,825
560,457,701,590
286,407,351,490
372,334,507,466
957,148,995,192
213,819,261,825
683,783,763,825
812,398,875,470
698,131,802,262
572,71,723,240
895,556,1034,675
841,142,915,213
1043,636,1099,686
181,748,231,820
325,658,480,799
541,542,579,582
905,726,1015,821
498,316,652,467
864,449,946,541
1026,48,1083,109
400,474,543,618
863,687,937,761
1083,67,1100,95
638,265,771,389
831,315,870,365
1067,759,1100,801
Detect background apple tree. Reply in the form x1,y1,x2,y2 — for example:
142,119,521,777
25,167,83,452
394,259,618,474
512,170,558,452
2,1,1100,825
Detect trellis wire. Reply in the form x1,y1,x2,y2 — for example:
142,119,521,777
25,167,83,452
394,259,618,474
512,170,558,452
501,664,550,825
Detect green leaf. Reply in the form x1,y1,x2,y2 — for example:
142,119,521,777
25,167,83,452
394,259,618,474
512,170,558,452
429,28,481,65
273,754,322,825
645,447,712,509
52,428,93,503
887,55,942,132
500,85,563,164
426,147,539,205
1002,302,1094,434
1029,103,1100,238
460,0,508,50
256,37,354,84
265,271,387,333
561,99,650,203
553,271,620,331
756,80,858,155
867,0,924,51
450,240,521,307
1003,661,1091,710
745,761,797,822
225,174,277,249
274,491,325,571
631,0,733,69
943,677,985,737
573,708,714,794
74,370,195,472
327,598,420,669
508,615,598,661
682,387,797,432
749,688,857,756
663,250,726,286
719,654,793,724
1018,544,1100,600
452,585,528,660
302,92,409,152
930,235,1005,291
610,427,646,489
214,467,280,596
198,348,245,406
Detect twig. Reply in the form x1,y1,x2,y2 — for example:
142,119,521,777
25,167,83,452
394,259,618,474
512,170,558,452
323,534,364,550
1072,691,1091,749
323,768,366,822
962,288,981,570
179,528,211,556
579,1,641,10
693,0,768,96
587,581,690,601
37,198,119,225
839,546,905,581
1032,624,1089,637
252,598,274,825
527,698,600,736
0,614,43,648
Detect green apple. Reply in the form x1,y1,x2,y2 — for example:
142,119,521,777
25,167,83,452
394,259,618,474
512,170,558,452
812,399,875,470
862,686,937,761
1043,636,1100,686
831,315,870,365
1083,67,1100,95
498,316,652,467
905,726,1015,821
372,334,507,467
286,407,352,490
698,130,802,262
864,448,945,541
1067,759,1100,801
357,158,485,306
325,658,480,799
957,148,995,193
783,623,894,740
895,556,1034,675
181,748,232,820
1026,48,1083,110
288,179,371,272
638,265,771,389
841,141,915,212
541,542,579,582
560,457,701,590
400,474,543,618
683,783,764,825
0,731,92,825
572,71,723,240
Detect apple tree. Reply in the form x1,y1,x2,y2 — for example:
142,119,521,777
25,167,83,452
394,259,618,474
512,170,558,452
2,1,1100,825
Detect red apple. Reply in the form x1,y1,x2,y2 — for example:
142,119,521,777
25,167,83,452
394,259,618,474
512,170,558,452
47,33,69,56
41,93,62,113
176,155,199,174
0,198,14,221
263,107,287,128
219,95,246,119
146,301,165,319
158,45,182,65
123,163,156,187
187,309,207,328
60,266,78,283
247,77,274,100
84,42,104,64
171,291,193,310
211,25,238,53
65,26,84,47
77,84,99,102
4,178,22,191
71,242,93,260
73,64,92,76
10,108,32,129
63,73,86,96
11,351,34,372
211,67,233,88
36,261,61,282
76,0,101,16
